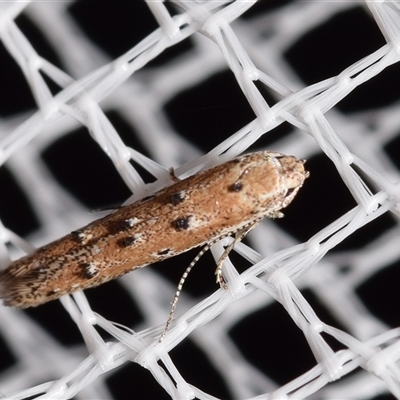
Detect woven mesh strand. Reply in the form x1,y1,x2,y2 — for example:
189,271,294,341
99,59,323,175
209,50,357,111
1,1,400,399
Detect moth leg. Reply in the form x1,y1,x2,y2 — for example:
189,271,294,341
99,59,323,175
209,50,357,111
215,219,261,290
89,205,122,213
269,210,284,219
169,167,181,183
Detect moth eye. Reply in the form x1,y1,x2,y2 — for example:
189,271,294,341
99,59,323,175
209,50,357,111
229,181,243,192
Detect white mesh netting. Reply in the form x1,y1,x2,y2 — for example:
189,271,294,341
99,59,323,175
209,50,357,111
1,1,400,399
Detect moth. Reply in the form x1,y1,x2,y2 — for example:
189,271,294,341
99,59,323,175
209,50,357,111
0,151,308,309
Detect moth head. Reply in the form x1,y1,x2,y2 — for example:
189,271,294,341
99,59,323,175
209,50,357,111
277,155,309,209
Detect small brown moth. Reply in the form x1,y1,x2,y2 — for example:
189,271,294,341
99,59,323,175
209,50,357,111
0,151,308,309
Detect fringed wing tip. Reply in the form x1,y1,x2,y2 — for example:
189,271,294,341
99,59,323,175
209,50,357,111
0,269,31,308
0,269,12,307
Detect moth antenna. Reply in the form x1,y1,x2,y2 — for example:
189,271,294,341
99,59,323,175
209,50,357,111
159,219,261,342
159,242,213,342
